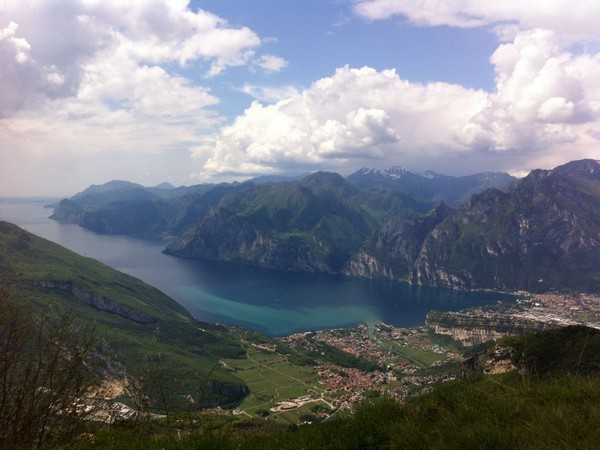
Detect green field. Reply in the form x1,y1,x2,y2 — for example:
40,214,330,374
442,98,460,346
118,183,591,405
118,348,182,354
376,338,444,368
224,345,325,415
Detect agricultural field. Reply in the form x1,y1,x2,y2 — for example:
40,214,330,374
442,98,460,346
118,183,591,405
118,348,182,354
222,345,325,416
377,338,445,368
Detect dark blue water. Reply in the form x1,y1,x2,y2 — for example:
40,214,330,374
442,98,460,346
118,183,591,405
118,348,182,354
0,200,512,335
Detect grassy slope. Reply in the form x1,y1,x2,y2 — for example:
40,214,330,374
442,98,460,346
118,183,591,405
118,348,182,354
0,221,248,408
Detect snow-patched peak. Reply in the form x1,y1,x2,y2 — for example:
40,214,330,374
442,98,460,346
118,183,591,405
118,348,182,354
384,166,412,178
353,166,414,179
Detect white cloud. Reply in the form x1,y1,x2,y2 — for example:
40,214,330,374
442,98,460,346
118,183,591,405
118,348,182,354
200,28,600,178
240,84,300,103
0,0,271,196
255,54,288,73
353,1,600,41
462,29,600,153
0,0,264,116
199,66,488,176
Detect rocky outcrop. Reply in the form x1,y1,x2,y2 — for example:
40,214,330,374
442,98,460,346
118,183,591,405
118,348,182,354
343,251,397,280
32,280,157,325
426,310,556,347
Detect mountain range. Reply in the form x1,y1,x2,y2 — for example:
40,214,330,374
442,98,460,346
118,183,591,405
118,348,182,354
51,160,600,292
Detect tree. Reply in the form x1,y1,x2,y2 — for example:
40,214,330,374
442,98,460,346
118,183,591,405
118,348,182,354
0,289,96,449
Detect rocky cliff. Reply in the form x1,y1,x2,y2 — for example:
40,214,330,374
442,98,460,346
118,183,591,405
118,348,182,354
32,280,157,324
343,203,453,281
426,310,557,346
414,159,600,292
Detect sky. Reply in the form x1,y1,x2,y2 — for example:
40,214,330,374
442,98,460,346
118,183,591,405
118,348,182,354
2,1,600,196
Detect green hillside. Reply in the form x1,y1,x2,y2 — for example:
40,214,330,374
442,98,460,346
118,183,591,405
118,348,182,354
0,221,249,409
166,172,430,274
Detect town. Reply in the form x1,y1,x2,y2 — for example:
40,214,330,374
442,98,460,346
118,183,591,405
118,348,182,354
220,291,600,423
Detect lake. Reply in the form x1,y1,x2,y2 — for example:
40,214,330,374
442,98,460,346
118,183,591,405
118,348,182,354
0,200,511,336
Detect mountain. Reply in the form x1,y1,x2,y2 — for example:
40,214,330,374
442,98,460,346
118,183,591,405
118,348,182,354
153,182,177,190
248,174,306,184
414,159,600,292
51,166,511,241
51,180,227,239
50,160,600,292
347,167,516,206
344,203,454,281
165,172,431,273
0,221,249,408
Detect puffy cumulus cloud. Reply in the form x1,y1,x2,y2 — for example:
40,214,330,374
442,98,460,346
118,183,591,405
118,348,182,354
353,1,600,41
462,29,600,153
200,29,600,178
0,0,265,116
0,0,274,195
0,47,223,195
198,66,488,177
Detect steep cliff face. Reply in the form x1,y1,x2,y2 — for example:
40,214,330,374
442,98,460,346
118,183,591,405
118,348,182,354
426,310,556,347
167,214,334,273
414,160,600,292
343,203,453,281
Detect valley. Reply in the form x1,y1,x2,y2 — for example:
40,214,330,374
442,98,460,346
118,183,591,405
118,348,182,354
1,159,599,447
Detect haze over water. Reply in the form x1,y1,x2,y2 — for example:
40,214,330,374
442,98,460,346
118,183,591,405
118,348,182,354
0,200,511,335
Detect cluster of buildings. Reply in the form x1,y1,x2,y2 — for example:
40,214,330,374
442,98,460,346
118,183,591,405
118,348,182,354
316,365,389,407
238,292,600,419
517,292,600,329
280,322,462,409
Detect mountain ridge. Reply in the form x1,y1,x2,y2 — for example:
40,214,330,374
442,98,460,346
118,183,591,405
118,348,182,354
49,160,600,292
413,159,600,291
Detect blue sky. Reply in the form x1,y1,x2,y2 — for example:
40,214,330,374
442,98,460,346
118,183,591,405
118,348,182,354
1,1,600,196
191,0,498,118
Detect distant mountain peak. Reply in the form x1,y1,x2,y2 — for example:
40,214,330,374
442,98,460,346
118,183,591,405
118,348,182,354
302,171,347,184
153,182,176,190
353,166,414,179
384,166,412,178
73,180,143,199
552,158,600,179
93,180,139,189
